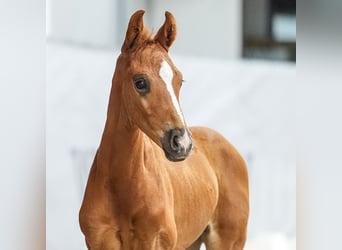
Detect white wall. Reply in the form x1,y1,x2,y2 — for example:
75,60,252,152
47,0,118,48
47,0,242,59
146,0,242,59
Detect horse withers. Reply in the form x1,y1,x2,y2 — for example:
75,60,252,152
79,10,249,250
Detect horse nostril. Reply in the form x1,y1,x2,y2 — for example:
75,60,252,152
170,134,180,152
161,128,192,162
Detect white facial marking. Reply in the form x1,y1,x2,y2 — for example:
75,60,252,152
177,132,192,150
159,59,184,125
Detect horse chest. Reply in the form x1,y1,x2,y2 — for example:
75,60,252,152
103,172,178,249
166,156,219,244
108,168,172,221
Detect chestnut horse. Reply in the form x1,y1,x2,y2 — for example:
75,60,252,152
79,10,249,250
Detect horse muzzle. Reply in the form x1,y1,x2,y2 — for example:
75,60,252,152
161,128,193,162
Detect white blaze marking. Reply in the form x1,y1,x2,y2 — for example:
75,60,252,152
177,131,192,150
159,59,185,125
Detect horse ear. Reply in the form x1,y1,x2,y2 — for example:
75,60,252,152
154,11,177,52
121,10,146,53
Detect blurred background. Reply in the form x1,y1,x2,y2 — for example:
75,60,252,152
46,0,295,249
47,0,296,61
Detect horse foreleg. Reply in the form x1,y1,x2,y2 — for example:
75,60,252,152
203,183,249,250
203,221,247,250
186,225,210,250
202,181,249,250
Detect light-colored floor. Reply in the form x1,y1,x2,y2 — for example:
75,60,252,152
47,42,295,250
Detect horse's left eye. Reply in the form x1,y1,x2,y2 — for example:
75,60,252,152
135,79,146,90
133,75,150,95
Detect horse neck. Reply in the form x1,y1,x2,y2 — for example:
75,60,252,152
97,76,145,179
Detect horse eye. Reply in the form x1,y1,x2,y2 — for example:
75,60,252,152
135,79,146,90
133,75,150,95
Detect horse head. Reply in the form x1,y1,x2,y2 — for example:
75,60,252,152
112,10,192,162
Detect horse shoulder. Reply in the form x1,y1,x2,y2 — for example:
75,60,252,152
79,154,121,247
190,126,247,174
190,126,249,206
191,127,249,233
